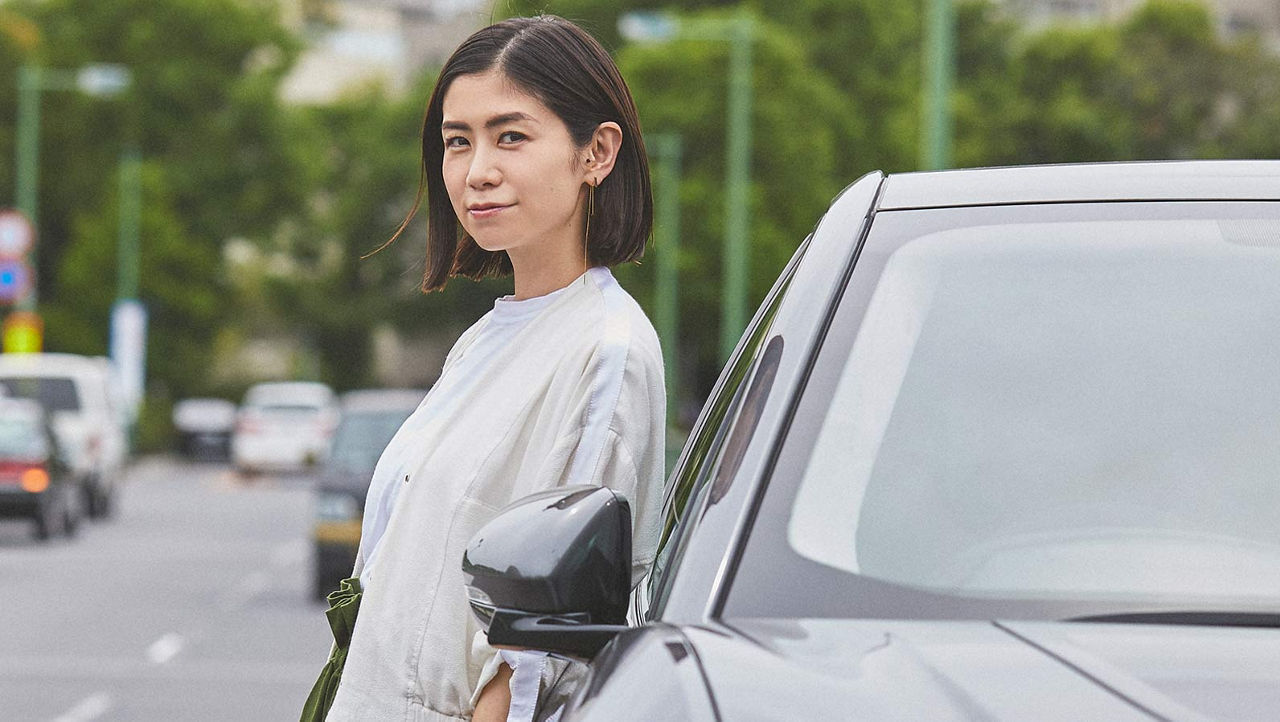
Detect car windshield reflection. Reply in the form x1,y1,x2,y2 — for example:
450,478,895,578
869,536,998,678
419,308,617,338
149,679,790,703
789,214,1280,607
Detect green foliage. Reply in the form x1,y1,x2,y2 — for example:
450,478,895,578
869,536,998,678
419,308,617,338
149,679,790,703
49,161,222,395
955,0,1263,165
6,0,1280,420
613,8,847,388
266,81,429,389
0,0,307,400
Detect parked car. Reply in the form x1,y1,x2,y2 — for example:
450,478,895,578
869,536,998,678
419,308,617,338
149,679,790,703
0,353,128,518
0,398,82,540
462,161,1280,720
231,382,338,475
313,388,425,598
172,397,237,460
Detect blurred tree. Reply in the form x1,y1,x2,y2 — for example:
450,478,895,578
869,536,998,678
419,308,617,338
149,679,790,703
498,0,899,405
612,10,847,405
48,162,221,396
501,0,921,176
264,80,428,389
950,1,1026,167
1117,0,1227,159
8,0,1280,420
0,0,309,399
960,0,1248,165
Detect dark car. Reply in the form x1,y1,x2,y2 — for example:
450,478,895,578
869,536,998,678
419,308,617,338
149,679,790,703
462,161,1280,720
172,397,236,460
313,388,425,598
0,398,82,541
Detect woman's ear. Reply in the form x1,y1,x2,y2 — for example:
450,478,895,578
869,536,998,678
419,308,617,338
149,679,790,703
583,121,623,185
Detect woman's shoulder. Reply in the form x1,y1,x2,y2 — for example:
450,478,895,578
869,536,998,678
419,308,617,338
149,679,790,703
579,267,661,361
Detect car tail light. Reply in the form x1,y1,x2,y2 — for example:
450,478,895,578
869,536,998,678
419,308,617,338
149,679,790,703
20,466,49,493
0,461,39,486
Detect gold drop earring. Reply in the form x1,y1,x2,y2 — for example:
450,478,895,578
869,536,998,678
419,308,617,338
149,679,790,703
583,179,596,284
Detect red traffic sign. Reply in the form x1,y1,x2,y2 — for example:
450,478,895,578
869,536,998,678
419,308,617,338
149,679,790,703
0,210,34,259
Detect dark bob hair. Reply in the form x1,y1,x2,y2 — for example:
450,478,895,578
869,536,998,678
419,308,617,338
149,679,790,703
390,15,653,293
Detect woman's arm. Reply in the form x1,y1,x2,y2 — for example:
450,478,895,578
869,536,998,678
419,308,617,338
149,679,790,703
472,662,512,722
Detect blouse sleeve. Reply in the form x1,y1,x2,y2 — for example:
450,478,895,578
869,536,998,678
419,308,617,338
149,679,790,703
469,324,666,718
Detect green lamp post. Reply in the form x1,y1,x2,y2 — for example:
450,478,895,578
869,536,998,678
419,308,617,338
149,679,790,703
14,63,134,309
620,10,756,363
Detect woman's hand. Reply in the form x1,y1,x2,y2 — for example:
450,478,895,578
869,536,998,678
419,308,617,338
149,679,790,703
472,662,512,722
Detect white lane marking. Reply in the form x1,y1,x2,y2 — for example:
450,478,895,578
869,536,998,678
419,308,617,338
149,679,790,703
51,691,112,722
271,538,308,567
146,632,185,665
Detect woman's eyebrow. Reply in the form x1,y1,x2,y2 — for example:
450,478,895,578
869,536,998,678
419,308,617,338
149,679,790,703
483,112,537,128
441,112,537,133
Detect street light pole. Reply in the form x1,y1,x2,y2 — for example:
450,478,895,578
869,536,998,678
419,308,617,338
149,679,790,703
12,63,134,312
116,147,142,301
721,11,753,362
619,10,756,363
15,66,41,310
920,0,955,170
650,133,682,426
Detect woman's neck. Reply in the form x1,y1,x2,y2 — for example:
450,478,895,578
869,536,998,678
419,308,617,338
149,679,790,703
506,238,589,300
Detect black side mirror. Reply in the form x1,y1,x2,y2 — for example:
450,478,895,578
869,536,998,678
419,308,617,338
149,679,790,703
462,485,632,660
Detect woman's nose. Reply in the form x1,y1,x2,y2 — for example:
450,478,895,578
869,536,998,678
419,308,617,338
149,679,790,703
466,149,501,189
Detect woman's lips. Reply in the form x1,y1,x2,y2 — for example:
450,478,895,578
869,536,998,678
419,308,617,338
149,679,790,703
468,204,513,219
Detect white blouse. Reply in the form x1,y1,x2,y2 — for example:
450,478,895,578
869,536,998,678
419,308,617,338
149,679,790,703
358,280,576,588
328,266,665,722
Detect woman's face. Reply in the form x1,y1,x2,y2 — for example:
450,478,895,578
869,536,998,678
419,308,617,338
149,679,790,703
441,70,589,260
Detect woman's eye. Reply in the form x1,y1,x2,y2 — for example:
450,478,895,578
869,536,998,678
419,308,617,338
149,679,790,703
498,131,527,144
444,136,469,149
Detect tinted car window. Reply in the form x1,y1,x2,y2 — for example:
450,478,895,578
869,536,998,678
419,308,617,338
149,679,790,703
328,410,415,474
0,377,81,412
731,201,1280,620
645,245,804,617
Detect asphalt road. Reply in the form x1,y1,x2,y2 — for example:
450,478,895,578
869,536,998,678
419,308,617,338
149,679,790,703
0,456,334,721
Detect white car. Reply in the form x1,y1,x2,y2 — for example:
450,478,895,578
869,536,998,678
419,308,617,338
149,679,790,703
232,382,338,474
0,353,129,517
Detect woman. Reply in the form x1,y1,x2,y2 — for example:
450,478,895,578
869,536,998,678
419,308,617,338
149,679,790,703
305,15,665,722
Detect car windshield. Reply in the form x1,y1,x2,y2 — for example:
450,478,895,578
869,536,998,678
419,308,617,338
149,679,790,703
0,377,80,413
0,416,44,457
328,410,413,473
737,202,1280,620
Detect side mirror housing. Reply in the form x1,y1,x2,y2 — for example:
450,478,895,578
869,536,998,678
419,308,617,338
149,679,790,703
462,485,632,660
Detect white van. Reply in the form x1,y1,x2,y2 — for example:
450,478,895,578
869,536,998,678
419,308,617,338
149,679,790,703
0,353,129,517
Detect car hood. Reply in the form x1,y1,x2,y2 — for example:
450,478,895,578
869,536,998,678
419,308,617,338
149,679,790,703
684,618,1280,721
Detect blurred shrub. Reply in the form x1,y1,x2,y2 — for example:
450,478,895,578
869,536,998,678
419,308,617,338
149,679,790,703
134,390,174,455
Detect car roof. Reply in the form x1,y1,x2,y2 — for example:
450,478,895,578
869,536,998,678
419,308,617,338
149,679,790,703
339,388,425,413
173,397,236,411
878,160,1280,210
0,353,111,378
243,381,334,406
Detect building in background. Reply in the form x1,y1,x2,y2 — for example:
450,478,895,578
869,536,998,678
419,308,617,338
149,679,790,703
1001,0,1280,49
279,0,490,105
